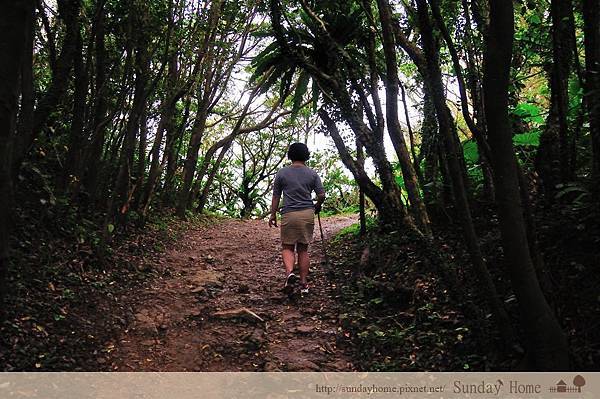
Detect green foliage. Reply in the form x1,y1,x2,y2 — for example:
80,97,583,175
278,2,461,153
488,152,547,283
462,141,479,164
249,39,317,116
513,132,541,147
310,148,362,215
333,217,377,240
512,102,544,125
292,71,310,115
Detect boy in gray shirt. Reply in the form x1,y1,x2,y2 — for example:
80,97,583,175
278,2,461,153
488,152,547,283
273,165,325,214
269,143,326,295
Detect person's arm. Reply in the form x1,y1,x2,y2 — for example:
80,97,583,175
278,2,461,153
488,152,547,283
314,173,326,214
269,195,280,227
270,171,283,227
314,192,326,214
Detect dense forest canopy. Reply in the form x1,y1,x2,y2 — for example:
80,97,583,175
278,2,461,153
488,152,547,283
1,0,599,371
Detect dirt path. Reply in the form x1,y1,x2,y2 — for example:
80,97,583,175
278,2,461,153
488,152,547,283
111,215,357,371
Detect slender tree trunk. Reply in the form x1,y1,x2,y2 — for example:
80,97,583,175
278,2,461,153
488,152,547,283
415,0,515,345
536,0,574,196
177,106,209,217
583,0,600,195
106,6,150,229
139,53,182,217
197,141,232,213
132,108,148,210
438,144,454,207
82,2,108,200
0,0,33,307
421,93,440,207
516,162,554,297
430,0,496,203
484,0,569,369
174,1,226,217
239,181,255,218
13,0,80,176
376,0,431,236
333,84,412,229
181,74,276,216
399,81,423,184
17,3,35,165
163,95,191,201
461,0,496,202
63,23,88,191
357,139,367,235
320,110,406,227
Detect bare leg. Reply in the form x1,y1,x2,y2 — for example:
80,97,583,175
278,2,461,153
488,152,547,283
297,243,309,284
282,244,295,275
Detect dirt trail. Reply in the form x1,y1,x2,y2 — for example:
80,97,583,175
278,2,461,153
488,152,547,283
111,215,357,371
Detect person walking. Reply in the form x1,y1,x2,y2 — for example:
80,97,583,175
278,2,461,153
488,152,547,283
269,143,326,295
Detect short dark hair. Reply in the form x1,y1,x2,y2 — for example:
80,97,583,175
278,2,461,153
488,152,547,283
288,142,310,162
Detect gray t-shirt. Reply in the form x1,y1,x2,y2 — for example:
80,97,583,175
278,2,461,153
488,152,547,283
273,165,325,214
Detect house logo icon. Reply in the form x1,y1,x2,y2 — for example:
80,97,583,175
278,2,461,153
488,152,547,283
549,376,586,393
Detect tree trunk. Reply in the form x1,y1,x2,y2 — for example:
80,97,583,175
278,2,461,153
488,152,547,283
399,81,423,184
376,0,431,236
197,141,232,213
106,5,150,229
320,110,406,228
536,0,574,197
461,0,496,202
357,139,366,235
333,83,412,229
82,2,108,200
132,108,148,210
62,23,88,191
0,0,33,307
239,182,255,218
139,53,183,217
483,0,569,369
583,0,600,195
516,162,554,298
415,0,515,345
16,2,35,169
421,93,441,207
174,1,226,217
13,0,80,176
163,95,191,201
176,107,209,217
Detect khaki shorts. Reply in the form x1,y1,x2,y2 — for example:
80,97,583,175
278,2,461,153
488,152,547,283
281,208,315,245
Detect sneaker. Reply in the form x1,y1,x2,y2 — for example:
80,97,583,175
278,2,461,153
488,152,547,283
299,283,309,295
283,272,298,294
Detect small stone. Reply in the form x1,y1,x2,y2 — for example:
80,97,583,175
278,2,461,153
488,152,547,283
286,359,320,371
295,325,314,334
330,359,350,371
135,312,153,325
